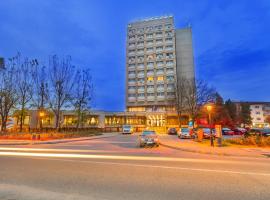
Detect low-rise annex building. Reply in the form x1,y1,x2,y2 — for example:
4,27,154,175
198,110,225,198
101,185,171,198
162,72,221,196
8,109,180,133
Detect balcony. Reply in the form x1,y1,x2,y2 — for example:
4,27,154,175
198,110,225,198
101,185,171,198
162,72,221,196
146,50,154,54
157,80,164,84
147,88,154,93
137,73,145,78
156,70,164,76
137,96,145,101
157,96,165,101
166,70,174,75
146,65,154,70
147,71,154,76
137,65,145,70
128,88,136,93
129,37,136,41
128,81,136,86
147,96,155,101
138,88,145,93
128,97,136,102
128,73,136,78
157,87,165,92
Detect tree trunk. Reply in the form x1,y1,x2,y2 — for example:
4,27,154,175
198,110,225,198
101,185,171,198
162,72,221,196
1,116,7,132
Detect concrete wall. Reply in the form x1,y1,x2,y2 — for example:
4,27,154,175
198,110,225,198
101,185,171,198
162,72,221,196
175,28,195,81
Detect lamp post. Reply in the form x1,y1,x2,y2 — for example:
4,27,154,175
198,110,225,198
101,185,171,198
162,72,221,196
206,104,214,147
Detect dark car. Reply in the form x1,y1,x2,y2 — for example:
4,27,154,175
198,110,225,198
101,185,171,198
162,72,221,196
222,128,234,135
139,130,160,147
167,127,177,135
248,129,270,137
202,128,216,139
233,128,247,135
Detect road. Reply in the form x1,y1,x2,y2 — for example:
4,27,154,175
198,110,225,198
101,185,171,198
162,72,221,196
0,133,269,200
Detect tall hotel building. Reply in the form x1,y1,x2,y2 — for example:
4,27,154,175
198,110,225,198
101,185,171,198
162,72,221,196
126,16,195,130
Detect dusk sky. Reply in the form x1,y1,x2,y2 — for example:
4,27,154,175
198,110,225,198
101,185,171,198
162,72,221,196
0,0,270,111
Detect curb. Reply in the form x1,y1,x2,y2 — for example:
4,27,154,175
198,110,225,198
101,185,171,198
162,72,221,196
0,133,118,146
160,142,267,158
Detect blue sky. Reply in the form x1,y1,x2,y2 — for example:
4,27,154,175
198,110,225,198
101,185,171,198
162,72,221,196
0,0,270,111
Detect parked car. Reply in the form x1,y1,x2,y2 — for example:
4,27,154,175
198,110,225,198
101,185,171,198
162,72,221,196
222,128,234,135
139,130,159,147
178,128,193,139
167,127,177,135
248,128,270,137
233,128,247,135
122,125,133,134
202,128,216,139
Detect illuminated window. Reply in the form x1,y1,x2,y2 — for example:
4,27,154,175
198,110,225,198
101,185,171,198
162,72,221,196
147,77,154,81
157,76,164,81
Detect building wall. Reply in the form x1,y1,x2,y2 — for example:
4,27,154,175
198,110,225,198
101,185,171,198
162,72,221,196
250,104,270,127
175,28,195,81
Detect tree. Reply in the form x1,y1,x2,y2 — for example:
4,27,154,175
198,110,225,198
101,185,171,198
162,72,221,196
32,63,49,129
185,79,216,127
265,116,270,125
240,102,251,127
224,99,237,126
48,55,75,131
211,93,233,126
174,76,187,128
71,69,93,129
16,55,35,132
0,56,19,132
32,62,48,110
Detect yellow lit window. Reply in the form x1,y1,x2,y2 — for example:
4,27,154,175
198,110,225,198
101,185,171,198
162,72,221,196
157,76,164,81
147,76,154,81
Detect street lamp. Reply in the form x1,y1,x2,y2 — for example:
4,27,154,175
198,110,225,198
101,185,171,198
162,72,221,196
206,104,214,147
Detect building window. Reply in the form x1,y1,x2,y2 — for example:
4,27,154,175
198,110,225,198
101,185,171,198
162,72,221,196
137,78,144,82
156,39,163,43
157,76,164,81
147,76,154,81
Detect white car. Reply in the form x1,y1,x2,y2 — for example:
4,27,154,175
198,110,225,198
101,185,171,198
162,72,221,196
178,128,192,139
122,125,133,134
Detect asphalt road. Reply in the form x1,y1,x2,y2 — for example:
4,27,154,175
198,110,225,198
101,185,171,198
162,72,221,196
0,133,269,200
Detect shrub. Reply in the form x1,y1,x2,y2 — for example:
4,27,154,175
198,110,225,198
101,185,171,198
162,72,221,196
225,136,270,147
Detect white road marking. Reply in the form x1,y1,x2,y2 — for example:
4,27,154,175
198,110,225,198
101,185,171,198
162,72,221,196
29,157,270,177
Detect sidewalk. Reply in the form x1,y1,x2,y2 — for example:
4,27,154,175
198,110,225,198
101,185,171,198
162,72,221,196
160,135,270,158
0,133,118,145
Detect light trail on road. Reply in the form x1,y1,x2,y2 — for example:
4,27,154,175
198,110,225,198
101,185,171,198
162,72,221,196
0,150,269,166
0,147,117,153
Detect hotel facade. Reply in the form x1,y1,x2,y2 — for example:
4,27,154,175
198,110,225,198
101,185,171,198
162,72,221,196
125,16,195,132
7,16,195,133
